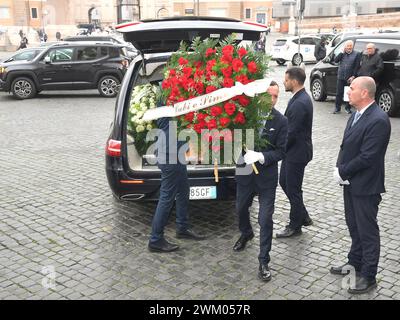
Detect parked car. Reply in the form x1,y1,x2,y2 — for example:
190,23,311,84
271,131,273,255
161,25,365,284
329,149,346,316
310,33,400,116
0,47,46,63
64,35,139,60
325,31,366,54
271,35,321,65
105,16,269,201
0,42,129,99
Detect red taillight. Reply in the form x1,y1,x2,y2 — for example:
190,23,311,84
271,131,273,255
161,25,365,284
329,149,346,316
121,59,129,68
106,139,121,157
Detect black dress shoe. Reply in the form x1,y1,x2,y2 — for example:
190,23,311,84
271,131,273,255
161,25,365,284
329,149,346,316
332,110,341,114
303,217,313,227
276,226,302,238
330,263,359,275
258,264,272,282
348,277,377,294
233,233,254,251
148,239,179,253
176,228,206,240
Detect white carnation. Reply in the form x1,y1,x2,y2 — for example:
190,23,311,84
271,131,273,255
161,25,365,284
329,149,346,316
146,124,153,131
136,125,145,133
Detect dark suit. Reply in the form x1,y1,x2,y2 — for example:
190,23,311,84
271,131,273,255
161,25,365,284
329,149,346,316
336,102,391,280
150,117,189,243
236,108,288,265
279,88,313,230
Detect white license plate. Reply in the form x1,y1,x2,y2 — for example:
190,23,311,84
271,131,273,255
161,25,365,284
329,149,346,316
189,186,217,200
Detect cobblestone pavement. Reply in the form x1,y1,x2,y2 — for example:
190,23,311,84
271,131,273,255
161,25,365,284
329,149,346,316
1,46,400,300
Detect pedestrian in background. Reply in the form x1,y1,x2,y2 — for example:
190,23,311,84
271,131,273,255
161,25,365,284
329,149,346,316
331,76,391,294
314,37,327,62
233,81,288,282
276,67,314,239
356,43,384,82
333,40,361,114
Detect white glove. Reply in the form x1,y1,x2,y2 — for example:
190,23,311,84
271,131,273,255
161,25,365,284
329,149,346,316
333,167,350,185
244,150,265,165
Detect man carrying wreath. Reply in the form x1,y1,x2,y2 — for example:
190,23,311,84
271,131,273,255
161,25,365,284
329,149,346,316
233,81,288,282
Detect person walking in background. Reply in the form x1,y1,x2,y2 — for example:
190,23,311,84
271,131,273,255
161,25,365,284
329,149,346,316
18,34,28,50
356,43,384,82
314,37,327,62
276,67,314,239
333,40,361,114
331,76,391,294
233,82,288,282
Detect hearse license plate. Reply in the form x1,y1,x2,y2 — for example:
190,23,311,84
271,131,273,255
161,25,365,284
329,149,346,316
189,186,217,200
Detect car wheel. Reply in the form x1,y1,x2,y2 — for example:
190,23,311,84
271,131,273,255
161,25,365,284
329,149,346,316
292,53,303,66
377,88,397,116
276,59,286,66
98,75,120,98
11,77,37,100
311,78,327,101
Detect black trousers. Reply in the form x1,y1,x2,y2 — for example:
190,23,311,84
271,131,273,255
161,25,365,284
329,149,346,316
279,160,310,230
335,79,351,112
344,187,381,280
236,183,276,265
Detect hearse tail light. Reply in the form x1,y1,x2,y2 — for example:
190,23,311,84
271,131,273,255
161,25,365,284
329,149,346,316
106,139,121,157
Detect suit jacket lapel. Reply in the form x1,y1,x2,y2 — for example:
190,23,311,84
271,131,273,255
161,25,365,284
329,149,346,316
344,103,376,139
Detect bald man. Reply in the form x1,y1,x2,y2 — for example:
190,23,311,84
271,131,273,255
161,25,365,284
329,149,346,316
333,40,361,114
356,43,384,81
331,77,391,294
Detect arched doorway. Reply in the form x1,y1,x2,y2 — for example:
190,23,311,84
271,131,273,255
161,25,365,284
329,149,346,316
88,7,100,26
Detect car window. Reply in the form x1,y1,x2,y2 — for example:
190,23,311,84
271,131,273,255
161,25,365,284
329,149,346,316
99,47,108,57
332,35,342,47
331,41,347,61
76,47,98,61
44,48,74,62
109,47,121,58
12,50,41,61
273,39,287,46
354,39,400,61
300,37,315,45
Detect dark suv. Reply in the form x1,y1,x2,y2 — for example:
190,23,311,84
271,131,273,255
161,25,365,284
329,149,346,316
105,17,268,201
310,33,400,116
0,42,129,99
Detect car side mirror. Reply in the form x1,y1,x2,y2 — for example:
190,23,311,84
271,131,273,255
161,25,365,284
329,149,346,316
44,56,51,64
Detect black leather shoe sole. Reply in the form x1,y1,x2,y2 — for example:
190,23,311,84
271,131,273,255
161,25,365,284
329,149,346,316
348,282,377,294
148,245,179,253
303,218,313,227
233,234,254,252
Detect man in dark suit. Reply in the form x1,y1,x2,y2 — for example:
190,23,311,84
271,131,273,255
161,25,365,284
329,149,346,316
330,76,391,294
233,82,288,282
148,117,205,253
276,67,313,238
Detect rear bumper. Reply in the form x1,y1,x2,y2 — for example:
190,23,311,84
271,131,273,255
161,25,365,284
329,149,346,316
106,156,236,201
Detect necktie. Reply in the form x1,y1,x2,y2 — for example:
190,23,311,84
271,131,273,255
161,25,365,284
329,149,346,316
351,112,361,127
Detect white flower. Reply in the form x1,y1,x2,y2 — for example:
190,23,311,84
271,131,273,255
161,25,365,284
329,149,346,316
139,102,147,109
129,108,137,114
136,125,145,133
149,103,156,109
146,124,153,131
136,111,144,118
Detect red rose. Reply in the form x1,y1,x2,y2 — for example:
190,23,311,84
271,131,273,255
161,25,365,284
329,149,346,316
197,113,207,121
195,82,204,94
206,85,217,93
206,59,216,72
247,61,257,74
224,102,236,116
206,48,216,57
183,67,193,77
222,45,234,58
235,74,250,84
210,106,223,117
184,112,195,122
223,77,234,88
169,69,176,76
238,47,247,58
234,112,246,124
194,61,203,68
194,121,206,134
219,117,231,127
232,58,244,72
239,95,250,107
221,67,233,78
206,119,217,130
179,57,188,65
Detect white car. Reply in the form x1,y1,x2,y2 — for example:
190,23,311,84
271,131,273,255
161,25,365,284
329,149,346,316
271,35,321,65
